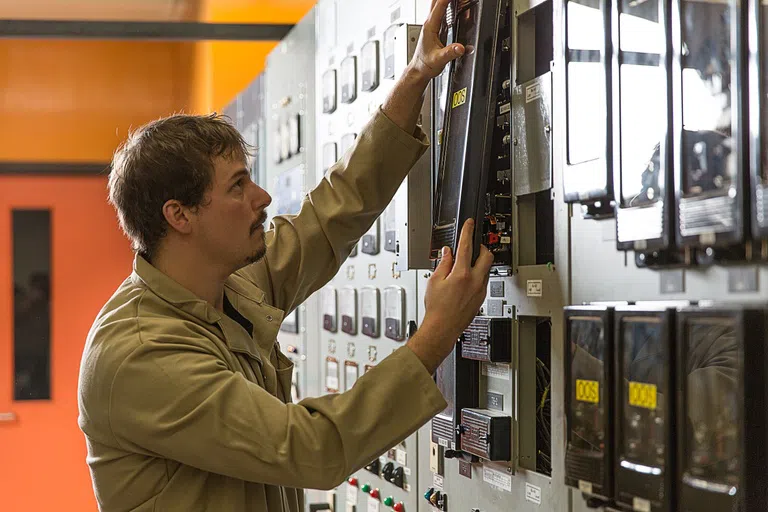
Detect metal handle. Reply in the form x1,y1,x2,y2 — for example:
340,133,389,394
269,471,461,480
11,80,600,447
0,412,17,422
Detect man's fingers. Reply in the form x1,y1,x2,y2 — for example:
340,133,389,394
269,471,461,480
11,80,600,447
454,218,475,270
474,244,495,275
433,44,465,69
433,246,453,279
425,0,452,34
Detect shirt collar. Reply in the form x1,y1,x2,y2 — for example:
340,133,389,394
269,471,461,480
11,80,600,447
130,254,222,325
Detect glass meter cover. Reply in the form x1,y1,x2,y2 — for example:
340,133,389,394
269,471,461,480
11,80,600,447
362,218,380,255
384,286,406,341
289,113,301,155
322,142,338,173
384,201,397,253
675,0,743,248
340,287,358,335
345,361,360,391
322,69,337,114
340,56,358,104
562,0,614,213
280,119,291,161
341,133,357,155
683,317,740,492
321,286,337,332
360,286,380,338
361,40,380,92
383,24,400,79
325,357,339,393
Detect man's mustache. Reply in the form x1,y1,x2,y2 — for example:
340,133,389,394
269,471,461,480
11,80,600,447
251,212,268,234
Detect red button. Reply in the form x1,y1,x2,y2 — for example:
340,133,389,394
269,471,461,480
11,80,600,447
393,503,405,512
370,489,380,499
348,478,358,487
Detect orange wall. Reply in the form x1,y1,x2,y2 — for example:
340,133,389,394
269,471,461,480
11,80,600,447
201,0,315,111
0,40,197,162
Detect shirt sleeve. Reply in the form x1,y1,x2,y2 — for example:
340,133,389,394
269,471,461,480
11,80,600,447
108,342,446,490
236,108,429,313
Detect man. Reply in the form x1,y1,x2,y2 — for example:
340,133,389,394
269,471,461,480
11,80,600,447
78,1,494,510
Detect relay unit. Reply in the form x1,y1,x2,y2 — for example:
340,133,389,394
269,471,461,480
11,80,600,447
460,316,512,362
430,0,511,268
564,305,615,502
613,305,678,512
458,408,512,461
676,305,768,512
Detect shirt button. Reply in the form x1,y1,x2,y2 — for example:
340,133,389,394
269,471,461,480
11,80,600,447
267,315,273,322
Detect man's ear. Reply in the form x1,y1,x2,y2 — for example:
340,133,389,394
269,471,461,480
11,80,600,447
162,199,193,235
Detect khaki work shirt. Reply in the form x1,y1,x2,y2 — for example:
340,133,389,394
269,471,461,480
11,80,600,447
78,109,448,512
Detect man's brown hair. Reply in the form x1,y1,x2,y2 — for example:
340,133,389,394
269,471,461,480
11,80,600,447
108,113,252,261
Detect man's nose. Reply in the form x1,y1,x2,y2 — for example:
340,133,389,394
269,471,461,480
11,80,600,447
251,183,272,209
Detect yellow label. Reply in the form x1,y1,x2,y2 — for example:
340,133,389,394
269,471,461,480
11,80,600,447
575,379,600,404
629,381,657,410
452,87,468,109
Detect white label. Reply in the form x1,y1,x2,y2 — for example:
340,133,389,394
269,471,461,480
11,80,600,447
633,497,651,512
699,232,716,245
367,496,380,512
526,279,543,297
438,438,449,448
499,102,511,115
578,480,593,494
347,484,358,506
526,83,542,103
482,362,511,381
483,467,513,492
500,236,512,244
396,449,407,466
433,474,444,491
404,467,411,476
525,483,542,505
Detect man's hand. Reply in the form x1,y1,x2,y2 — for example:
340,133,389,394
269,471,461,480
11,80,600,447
408,0,466,87
407,219,494,373
381,0,465,133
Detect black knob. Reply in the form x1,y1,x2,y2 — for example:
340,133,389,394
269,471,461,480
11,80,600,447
444,449,461,459
382,462,394,481
365,459,380,475
407,321,418,339
392,466,405,488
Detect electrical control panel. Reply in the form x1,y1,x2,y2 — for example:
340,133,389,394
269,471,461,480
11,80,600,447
222,74,266,188
264,8,318,403
313,3,424,512
223,0,768,511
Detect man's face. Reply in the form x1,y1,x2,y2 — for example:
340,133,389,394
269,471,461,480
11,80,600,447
193,156,272,271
